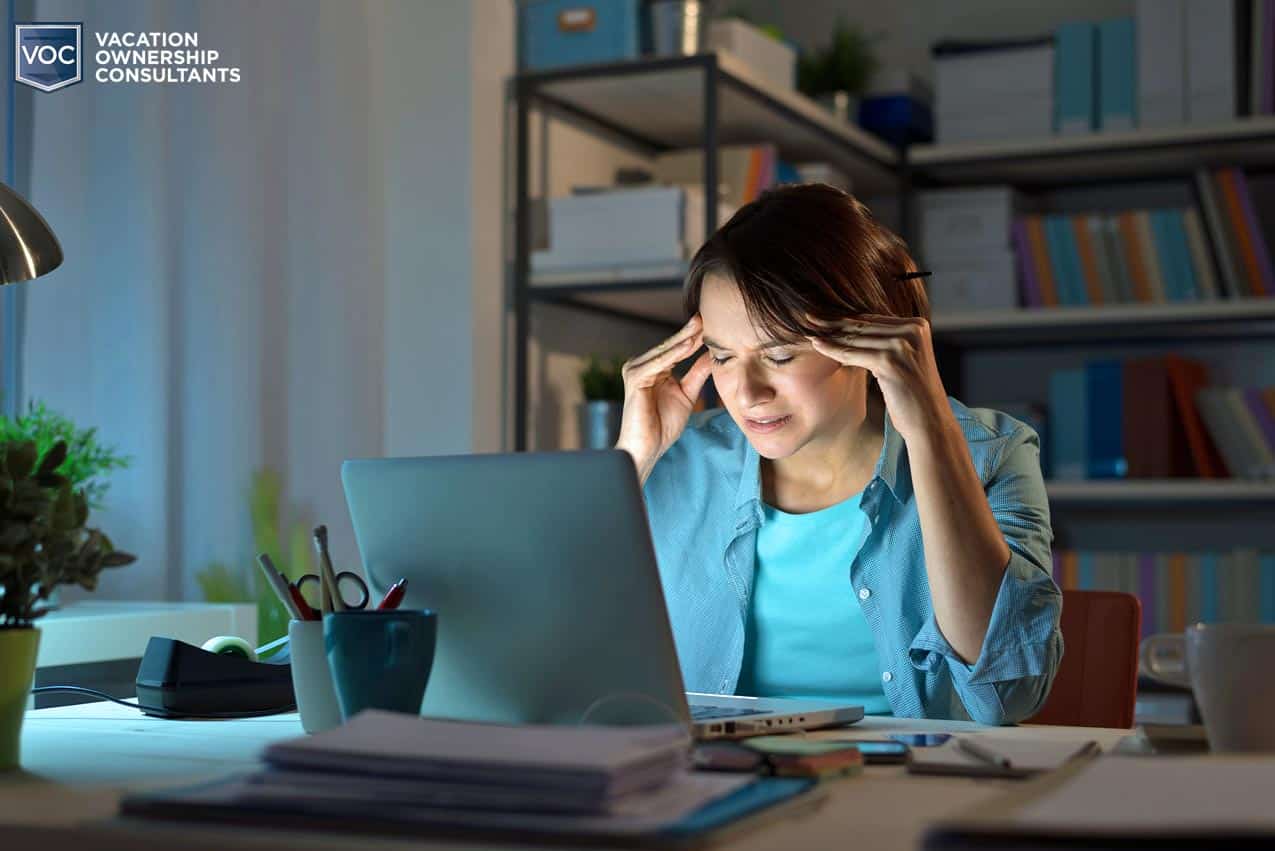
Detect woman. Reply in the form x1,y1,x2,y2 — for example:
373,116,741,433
616,183,1061,724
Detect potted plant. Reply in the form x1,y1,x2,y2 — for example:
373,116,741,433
0,438,136,770
797,20,881,123
0,399,132,611
578,355,626,450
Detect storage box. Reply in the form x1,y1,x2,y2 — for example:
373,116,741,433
920,187,1025,261
532,185,732,273
520,0,641,71
925,249,1020,314
708,18,795,90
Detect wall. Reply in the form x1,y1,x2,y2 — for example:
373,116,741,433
13,0,511,602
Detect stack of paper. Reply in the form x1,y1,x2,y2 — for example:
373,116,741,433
120,710,822,843
260,709,690,812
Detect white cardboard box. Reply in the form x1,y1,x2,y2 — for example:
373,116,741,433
709,19,795,91
925,249,1019,314
920,187,1024,260
533,185,732,272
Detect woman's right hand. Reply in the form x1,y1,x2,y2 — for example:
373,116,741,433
615,314,714,486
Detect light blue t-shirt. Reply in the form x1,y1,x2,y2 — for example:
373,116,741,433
736,491,892,715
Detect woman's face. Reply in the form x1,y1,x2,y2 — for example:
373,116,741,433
698,274,866,461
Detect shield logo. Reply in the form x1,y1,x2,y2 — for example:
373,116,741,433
15,23,82,92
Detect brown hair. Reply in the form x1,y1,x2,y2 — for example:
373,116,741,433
683,183,928,341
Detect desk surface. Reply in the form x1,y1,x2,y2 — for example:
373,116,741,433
2,703,1132,850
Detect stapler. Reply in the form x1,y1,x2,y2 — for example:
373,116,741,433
135,636,296,718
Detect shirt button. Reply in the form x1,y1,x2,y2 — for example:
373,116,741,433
858,588,871,601
881,671,893,683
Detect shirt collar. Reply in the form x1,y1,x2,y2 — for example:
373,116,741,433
729,410,911,519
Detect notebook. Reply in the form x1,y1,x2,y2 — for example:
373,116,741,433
924,755,1275,848
907,736,1101,779
263,709,689,802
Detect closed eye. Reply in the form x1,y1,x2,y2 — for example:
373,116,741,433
710,354,794,366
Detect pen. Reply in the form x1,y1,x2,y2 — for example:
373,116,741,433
957,737,1014,770
257,553,302,620
313,525,345,613
376,578,408,610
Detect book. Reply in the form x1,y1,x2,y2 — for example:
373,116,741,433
1071,215,1105,303
1055,21,1097,134
1117,210,1155,302
1132,211,1168,301
1097,17,1137,130
1024,215,1060,305
1086,360,1128,478
1196,386,1269,477
1216,168,1267,296
1185,0,1238,123
1194,169,1246,297
1012,219,1043,307
1233,169,1275,295
1049,369,1088,479
1165,356,1227,477
1181,206,1220,299
1137,0,1186,127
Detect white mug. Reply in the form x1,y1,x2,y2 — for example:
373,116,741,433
1140,623,1275,753
288,619,343,735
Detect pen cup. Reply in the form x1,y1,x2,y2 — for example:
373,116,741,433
324,609,437,720
288,619,343,734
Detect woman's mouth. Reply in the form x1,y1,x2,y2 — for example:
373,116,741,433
744,414,791,434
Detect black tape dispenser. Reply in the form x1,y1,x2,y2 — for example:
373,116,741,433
134,636,295,718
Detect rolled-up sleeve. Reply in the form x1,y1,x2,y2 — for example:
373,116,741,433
906,425,1063,725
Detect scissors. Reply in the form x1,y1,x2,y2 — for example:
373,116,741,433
295,571,371,611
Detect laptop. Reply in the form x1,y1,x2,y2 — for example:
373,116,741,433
340,449,864,739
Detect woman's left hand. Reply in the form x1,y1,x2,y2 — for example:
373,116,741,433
807,315,955,447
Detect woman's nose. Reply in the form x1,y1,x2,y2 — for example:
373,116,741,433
735,363,775,408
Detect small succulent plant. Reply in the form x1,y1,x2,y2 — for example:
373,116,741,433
0,439,135,628
580,355,626,402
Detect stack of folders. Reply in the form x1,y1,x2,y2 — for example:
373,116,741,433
121,711,821,844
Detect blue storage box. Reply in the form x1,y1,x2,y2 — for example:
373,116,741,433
857,94,934,146
520,0,642,71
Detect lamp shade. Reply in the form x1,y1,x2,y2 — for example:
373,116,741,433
0,182,62,284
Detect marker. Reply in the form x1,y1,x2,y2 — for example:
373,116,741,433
376,579,408,611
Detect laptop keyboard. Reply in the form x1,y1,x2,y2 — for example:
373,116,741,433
689,705,768,721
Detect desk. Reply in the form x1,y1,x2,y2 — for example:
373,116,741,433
1,702,1131,850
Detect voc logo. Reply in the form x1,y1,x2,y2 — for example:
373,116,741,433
15,23,82,92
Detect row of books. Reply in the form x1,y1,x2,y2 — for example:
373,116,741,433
1052,549,1275,637
932,1,1274,144
1010,170,1274,307
1046,356,1269,480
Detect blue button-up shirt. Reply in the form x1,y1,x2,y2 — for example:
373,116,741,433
642,399,1063,725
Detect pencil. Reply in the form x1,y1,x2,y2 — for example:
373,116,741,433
257,553,302,620
312,525,345,613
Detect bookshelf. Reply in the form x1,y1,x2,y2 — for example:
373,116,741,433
511,62,1275,548
1046,479,1275,505
910,117,1275,186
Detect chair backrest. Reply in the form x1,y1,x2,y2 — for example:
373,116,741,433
1028,590,1142,729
